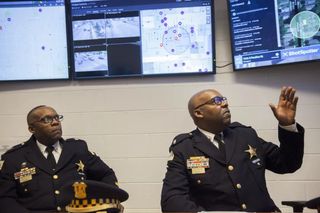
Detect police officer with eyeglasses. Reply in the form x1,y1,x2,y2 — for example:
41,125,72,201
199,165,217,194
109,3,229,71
161,86,304,212
0,105,120,213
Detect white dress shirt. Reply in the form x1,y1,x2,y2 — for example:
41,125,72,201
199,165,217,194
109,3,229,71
198,128,224,149
36,141,62,163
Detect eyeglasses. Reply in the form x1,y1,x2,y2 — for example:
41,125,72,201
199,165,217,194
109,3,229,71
34,115,64,124
194,96,227,109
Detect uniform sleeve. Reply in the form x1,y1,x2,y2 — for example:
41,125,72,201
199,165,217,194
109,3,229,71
81,142,118,186
0,156,31,213
161,150,205,212
263,123,304,173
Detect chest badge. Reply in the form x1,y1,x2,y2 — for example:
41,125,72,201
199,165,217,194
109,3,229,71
187,156,209,174
76,160,85,172
245,144,257,159
14,163,36,183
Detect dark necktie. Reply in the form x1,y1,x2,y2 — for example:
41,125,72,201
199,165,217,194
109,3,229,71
45,146,56,169
214,133,226,159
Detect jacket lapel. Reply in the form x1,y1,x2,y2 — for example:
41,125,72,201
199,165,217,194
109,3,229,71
24,136,53,174
192,129,226,165
55,139,75,172
223,128,237,164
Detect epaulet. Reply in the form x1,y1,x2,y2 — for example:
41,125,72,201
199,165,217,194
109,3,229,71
65,138,83,142
2,142,27,155
169,132,193,151
229,122,251,129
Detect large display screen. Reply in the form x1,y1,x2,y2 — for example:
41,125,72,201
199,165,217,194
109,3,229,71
0,0,70,81
70,0,215,79
228,0,320,70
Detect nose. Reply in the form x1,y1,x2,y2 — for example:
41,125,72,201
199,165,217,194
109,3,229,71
51,119,60,126
220,100,228,107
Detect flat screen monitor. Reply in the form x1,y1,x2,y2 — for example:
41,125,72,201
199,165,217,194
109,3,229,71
0,0,69,81
228,0,320,70
69,0,215,79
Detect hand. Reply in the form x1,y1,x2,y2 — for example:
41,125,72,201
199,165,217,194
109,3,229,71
269,86,298,126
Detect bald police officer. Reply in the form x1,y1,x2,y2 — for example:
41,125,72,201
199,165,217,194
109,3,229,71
0,105,118,213
161,86,304,212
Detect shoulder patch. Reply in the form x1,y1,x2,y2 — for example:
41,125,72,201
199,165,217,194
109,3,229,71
169,133,193,151
2,142,27,155
65,138,84,143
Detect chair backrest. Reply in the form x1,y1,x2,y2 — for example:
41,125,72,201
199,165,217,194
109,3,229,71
282,197,320,213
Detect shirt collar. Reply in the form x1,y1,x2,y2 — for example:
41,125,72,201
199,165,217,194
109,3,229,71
198,128,216,142
36,140,60,154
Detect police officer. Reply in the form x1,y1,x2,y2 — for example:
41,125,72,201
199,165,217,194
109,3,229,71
0,105,119,213
161,86,304,212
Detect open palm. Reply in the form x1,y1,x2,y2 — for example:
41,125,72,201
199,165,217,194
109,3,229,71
269,87,298,126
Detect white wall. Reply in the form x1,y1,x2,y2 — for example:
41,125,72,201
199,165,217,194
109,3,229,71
1,0,320,212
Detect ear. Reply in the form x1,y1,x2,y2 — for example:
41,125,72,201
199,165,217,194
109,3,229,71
194,109,204,118
28,126,35,133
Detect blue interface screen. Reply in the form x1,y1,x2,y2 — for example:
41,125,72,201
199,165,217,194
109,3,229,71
228,0,320,70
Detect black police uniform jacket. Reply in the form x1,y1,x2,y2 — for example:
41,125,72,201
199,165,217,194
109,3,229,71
0,135,118,213
161,122,304,212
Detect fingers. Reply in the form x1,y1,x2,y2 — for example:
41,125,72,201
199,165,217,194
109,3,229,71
293,96,299,107
281,86,297,102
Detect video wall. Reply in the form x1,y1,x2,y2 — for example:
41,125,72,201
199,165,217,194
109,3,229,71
1,0,320,81
0,0,215,81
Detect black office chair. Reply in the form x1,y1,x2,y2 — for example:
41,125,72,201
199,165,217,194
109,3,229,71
282,196,320,212
306,197,320,213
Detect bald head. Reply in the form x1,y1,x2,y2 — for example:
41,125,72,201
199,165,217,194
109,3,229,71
27,105,48,126
27,105,62,146
188,89,221,118
188,89,231,133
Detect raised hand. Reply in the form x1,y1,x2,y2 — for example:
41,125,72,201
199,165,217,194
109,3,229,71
269,86,298,126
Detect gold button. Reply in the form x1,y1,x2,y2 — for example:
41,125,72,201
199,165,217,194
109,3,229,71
53,175,58,180
55,190,60,195
57,206,61,211
197,180,201,184
24,188,28,192
242,203,247,209
228,165,234,171
236,184,241,189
